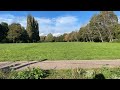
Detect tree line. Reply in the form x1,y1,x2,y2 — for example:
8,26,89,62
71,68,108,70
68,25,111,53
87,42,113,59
1,11,120,43
0,14,40,43
41,11,120,42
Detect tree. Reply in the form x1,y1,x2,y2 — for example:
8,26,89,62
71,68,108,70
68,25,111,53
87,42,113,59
68,31,79,42
32,20,40,42
53,36,57,42
78,26,89,42
0,22,9,42
63,33,67,42
88,11,118,42
0,24,4,42
97,11,118,42
113,24,120,40
64,34,70,42
7,23,23,43
45,33,54,42
55,35,64,42
26,14,40,42
89,14,104,42
40,36,46,42
19,27,29,43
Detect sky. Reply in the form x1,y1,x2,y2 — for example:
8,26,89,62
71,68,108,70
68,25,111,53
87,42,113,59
0,11,120,36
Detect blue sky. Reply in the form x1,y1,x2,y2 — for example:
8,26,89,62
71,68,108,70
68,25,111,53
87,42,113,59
0,11,120,36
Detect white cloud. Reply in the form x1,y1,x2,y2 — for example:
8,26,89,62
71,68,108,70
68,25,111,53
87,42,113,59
40,33,46,36
0,14,27,28
118,16,120,23
36,17,52,24
37,15,81,36
55,16,78,25
53,33,62,36
0,14,81,36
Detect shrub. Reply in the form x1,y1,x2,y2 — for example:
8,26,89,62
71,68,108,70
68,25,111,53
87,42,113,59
84,70,96,79
110,74,120,79
12,68,47,79
0,69,15,79
71,68,86,79
0,70,6,79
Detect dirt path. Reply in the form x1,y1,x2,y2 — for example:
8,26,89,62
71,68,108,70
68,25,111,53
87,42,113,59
1,60,120,70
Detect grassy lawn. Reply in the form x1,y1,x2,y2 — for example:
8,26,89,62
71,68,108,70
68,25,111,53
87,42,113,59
1,42,120,61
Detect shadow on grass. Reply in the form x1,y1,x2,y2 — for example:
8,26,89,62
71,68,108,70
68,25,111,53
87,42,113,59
93,73,105,79
40,59,48,62
43,70,51,78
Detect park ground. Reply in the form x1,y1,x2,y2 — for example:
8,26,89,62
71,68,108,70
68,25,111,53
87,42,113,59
1,42,120,79
1,42,120,61
1,60,120,79
1,42,120,70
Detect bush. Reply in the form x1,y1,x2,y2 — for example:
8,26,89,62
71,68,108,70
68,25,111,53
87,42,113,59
71,68,86,79
85,70,96,79
110,74,120,79
0,70,7,79
12,68,47,79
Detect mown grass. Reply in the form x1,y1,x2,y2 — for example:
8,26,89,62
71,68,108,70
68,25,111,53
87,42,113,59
1,42,120,61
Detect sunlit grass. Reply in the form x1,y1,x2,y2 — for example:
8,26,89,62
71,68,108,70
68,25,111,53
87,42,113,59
0,42,120,61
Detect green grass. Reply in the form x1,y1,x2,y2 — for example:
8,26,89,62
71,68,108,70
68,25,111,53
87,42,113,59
1,42,120,61
45,67,120,79
1,67,120,79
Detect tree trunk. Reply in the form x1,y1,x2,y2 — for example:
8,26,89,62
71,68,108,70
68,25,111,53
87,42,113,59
106,27,113,42
95,26,104,42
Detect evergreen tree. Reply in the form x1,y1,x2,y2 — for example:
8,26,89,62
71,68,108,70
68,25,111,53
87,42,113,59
0,22,9,42
19,27,29,43
26,14,40,42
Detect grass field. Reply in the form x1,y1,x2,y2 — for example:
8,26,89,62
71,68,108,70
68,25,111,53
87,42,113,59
1,42,120,61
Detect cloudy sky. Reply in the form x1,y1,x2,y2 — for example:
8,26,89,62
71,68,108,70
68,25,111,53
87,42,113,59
0,11,120,36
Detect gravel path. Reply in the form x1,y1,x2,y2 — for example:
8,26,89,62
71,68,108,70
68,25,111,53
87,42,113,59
1,60,120,70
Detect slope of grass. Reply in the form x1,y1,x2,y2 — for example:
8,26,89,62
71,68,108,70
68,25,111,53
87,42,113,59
1,42,120,61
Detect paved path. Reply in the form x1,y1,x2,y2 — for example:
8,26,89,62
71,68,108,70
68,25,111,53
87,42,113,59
1,60,120,71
